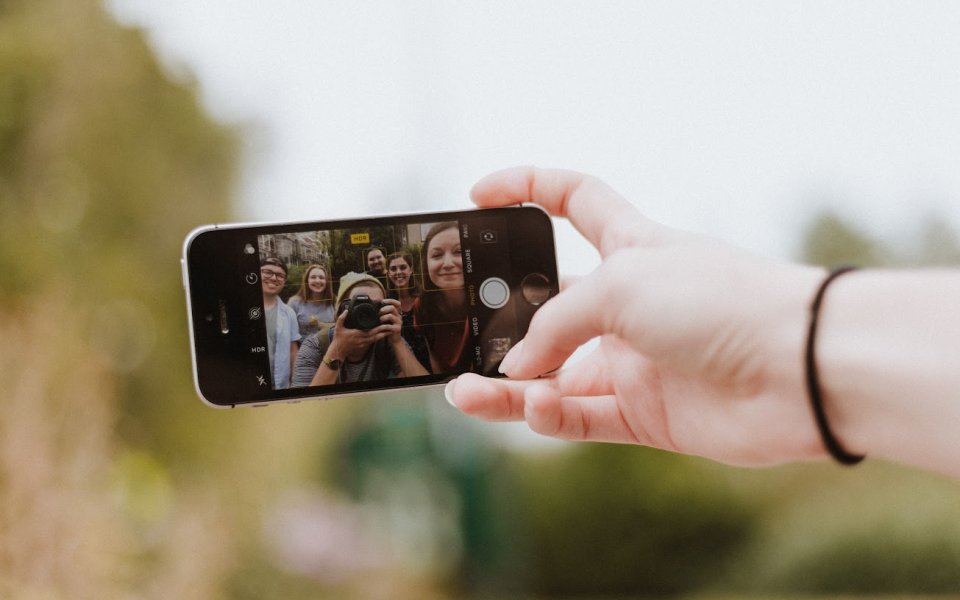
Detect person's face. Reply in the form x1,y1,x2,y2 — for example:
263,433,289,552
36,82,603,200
307,267,327,296
366,250,385,274
388,257,411,289
426,228,463,289
350,284,384,302
260,264,286,297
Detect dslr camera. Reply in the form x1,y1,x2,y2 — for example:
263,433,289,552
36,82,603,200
340,295,385,330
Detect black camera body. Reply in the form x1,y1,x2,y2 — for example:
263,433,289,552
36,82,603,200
341,294,385,330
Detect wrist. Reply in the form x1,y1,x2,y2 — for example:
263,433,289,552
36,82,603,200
805,267,866,465
321,356,342,371
813,269,960,475
324,340,344,364
754,263,835,463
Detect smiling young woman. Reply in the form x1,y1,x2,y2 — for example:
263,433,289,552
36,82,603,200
288,263,336,337
413,222,472,374
386,251,430,371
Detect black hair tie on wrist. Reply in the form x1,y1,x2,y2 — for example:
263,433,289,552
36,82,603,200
805,266,866,466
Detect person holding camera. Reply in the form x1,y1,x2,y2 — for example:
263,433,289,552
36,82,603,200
292,272,429,386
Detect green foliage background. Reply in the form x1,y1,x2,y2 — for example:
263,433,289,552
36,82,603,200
1,0,959,598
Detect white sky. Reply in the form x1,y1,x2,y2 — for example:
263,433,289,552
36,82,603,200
108,0,960,276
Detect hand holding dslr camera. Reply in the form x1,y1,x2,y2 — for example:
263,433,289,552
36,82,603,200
340,294,386,330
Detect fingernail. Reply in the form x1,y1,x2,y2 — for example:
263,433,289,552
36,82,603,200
444,379,457,407
498,340,523,375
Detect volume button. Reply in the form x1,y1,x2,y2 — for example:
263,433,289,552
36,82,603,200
180,258,188,289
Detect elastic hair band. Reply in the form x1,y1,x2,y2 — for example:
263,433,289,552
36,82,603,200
805,266,865,466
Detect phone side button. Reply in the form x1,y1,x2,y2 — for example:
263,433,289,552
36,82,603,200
180,258,188,289
252,403,270,408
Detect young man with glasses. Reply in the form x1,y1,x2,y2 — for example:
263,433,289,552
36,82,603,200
261,257,301,389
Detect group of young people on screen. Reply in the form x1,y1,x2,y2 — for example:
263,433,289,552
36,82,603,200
259,222,472,389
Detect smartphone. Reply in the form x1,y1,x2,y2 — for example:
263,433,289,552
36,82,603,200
182,205,558,407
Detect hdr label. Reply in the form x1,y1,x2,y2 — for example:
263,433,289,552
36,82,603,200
250,346,266,354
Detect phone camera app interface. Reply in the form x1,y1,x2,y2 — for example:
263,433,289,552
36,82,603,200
248,216,526,392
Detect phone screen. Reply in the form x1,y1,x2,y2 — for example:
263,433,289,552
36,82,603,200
184,206,557,407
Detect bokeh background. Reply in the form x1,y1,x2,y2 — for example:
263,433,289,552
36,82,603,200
2,0,960,598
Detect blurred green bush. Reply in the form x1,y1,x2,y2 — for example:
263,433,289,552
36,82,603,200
501,444,757,597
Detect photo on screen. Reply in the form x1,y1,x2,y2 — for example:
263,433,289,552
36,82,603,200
255,219,471,389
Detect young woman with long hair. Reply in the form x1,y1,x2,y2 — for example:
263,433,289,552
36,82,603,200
386,250,431,372
412,222,472,374
287,263,336,337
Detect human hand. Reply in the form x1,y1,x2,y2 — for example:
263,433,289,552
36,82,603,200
327,309,379,358
446,167,829,467
376,299,403,345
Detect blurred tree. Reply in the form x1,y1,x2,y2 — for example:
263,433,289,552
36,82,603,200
801,207,960,269
0,0,265,596
915,212,960,266
0,0,244,462
801,210,886,267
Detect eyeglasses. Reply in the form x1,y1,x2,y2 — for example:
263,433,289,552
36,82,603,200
260,269,286,281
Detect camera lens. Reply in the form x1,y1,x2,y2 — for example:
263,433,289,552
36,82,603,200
521,273,552,305
352,303,380,330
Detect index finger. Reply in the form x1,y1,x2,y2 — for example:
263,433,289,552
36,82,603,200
470,166,662,255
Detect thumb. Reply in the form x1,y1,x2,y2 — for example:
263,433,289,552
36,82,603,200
499,262,627,379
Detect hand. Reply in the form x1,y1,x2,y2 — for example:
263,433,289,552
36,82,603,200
377,299,404,345
446,167,828,467
327,309,379,360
